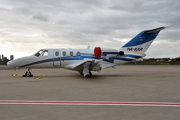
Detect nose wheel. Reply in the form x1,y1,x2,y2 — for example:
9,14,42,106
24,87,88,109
23,68,33,77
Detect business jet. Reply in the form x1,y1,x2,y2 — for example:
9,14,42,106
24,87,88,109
7,27,165,78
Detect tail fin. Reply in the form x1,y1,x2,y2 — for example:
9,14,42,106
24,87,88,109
120,27,166,53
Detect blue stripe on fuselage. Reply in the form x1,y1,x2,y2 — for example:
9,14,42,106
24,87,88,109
19,54,141,67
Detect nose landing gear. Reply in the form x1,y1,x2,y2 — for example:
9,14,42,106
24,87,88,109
23,68,33,77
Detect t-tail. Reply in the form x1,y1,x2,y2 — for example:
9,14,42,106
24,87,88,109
120,27,166,53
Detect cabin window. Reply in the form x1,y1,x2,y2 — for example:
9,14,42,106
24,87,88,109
63,51,66,56
42,50,48,56
70,51,73,56
55,51,59,56
76,51,81,56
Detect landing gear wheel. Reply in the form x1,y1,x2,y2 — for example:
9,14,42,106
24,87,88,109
85,71,92,78
82,62,92,78
23,68,33,77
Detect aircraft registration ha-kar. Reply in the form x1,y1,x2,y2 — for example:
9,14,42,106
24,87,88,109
8,27,165,78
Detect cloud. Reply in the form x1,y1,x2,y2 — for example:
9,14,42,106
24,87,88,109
32,13,48,22
0,0,180,59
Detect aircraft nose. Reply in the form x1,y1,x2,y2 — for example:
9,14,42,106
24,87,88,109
7,60,14,67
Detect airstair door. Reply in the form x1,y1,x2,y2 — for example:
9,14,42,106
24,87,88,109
53,50,61,66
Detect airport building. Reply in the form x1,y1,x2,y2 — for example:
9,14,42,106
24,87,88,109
0,54,14,64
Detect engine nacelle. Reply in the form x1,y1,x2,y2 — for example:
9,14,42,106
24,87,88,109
94,47,102,58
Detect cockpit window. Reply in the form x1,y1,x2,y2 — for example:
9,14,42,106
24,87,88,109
34,50,48,57
34,50,43,57
42,50,48,56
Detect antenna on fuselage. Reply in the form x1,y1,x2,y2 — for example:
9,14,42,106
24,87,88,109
87,45,90,49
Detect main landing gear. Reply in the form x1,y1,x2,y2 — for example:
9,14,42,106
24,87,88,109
80,71,92,78
23,68,33,77
81,62,92,78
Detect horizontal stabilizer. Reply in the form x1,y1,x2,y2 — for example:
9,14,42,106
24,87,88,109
144,27,166,34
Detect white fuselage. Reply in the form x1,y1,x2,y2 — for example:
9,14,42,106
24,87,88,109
7,48,145,72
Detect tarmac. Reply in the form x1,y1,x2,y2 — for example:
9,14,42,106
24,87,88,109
0,65,180,120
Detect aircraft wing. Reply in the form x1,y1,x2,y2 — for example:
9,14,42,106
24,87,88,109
64,59,102,72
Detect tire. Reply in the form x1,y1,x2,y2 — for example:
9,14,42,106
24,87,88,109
85,71,92,78
25,71,33,77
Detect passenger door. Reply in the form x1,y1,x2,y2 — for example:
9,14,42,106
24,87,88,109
53,50,61,66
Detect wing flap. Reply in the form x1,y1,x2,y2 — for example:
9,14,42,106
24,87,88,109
64,59,102,72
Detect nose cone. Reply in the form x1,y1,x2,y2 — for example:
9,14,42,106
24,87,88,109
7,60,14,67
7,56,32,68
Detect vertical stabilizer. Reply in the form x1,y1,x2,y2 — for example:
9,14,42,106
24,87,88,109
120,27,166,53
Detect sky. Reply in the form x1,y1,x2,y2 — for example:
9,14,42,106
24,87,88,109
0,0,180,59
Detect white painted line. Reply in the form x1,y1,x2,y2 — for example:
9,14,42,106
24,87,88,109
0,100,180,107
